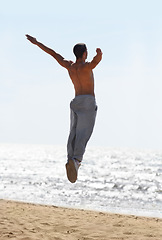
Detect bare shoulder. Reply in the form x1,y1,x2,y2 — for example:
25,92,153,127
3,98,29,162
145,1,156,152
85,61,94,69
68,61,76,69
64,60,74,69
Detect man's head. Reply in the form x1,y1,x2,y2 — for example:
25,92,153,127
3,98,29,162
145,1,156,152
73,43,87,60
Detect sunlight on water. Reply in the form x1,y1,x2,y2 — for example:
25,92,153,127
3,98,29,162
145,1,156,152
0,143,162,217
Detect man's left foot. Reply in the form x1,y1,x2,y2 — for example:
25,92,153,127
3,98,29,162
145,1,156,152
65,159,80,183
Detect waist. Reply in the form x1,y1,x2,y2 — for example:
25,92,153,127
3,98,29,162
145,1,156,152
75,89,95,97
74,94,96,100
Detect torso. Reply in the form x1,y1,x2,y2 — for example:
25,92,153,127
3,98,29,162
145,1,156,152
67,61,95,96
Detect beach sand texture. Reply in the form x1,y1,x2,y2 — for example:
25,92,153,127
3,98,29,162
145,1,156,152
0,200,161,240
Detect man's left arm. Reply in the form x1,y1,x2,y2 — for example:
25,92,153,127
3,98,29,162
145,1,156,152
26,34,72,69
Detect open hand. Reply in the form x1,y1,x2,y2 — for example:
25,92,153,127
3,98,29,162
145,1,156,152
26,34,37,44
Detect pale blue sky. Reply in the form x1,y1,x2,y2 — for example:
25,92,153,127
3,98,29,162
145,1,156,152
0,0,162,149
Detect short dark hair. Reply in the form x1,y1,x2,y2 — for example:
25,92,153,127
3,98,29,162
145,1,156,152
73,43,87,59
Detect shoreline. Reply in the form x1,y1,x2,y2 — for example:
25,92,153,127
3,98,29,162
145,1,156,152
0,143,161,221
1,197,161,219
0,199,162,240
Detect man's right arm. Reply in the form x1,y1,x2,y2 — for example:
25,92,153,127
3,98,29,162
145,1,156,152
89,48,102,69
25,34,72,69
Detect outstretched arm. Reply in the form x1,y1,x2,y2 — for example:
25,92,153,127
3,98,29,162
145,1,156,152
25,34,72,69
89,48,102,69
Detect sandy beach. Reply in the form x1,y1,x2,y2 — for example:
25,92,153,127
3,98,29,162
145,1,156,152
0,199,161,240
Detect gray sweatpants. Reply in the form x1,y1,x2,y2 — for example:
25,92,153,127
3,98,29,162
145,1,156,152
67,95,97,162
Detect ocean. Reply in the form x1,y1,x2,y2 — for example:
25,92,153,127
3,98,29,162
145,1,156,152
0,143,161,218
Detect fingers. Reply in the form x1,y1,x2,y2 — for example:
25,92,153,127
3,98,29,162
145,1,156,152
25,34,37,44
26,34,33,40
26,34,31,38
96,48,102,54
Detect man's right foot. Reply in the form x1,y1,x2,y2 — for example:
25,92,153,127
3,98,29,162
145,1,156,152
65,159,80,183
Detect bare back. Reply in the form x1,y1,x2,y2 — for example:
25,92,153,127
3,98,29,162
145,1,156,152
68,61,95,96
25,35,102,96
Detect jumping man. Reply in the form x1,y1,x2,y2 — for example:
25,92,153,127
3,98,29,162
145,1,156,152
26,34,102,183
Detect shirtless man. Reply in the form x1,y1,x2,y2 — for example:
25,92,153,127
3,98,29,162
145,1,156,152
26,34,102,183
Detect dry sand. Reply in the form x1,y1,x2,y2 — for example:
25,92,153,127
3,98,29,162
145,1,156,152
0,199,161,240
